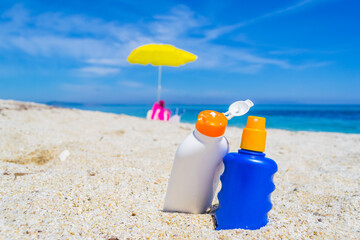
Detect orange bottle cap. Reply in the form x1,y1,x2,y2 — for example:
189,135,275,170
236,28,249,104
195,110,228,137
240,116,267,152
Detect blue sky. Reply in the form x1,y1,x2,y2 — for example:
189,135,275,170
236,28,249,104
0,0,359,104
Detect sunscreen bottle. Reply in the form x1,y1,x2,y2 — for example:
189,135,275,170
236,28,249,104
215,116,278,230
164,110,229,214
164,100,254,214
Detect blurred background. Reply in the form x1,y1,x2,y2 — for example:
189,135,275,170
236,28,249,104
0,0,359,132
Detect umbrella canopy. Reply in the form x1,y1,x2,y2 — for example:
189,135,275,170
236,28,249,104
127,44,197,66
127,44,197,101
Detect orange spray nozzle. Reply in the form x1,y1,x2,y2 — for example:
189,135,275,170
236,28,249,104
240,116,267,152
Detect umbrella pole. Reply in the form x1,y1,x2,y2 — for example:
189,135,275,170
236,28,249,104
157,65,162,102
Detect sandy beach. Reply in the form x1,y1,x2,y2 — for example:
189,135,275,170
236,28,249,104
0,99,359,239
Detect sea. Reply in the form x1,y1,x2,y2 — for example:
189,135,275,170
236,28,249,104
46,102,360,134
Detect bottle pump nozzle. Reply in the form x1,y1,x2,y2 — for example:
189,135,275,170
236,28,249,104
240,116,267,152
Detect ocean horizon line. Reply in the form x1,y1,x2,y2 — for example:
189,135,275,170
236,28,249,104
43,101,360,107
2,98,360,134
37,100,360,134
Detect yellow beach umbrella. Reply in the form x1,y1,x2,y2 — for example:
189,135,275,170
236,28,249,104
127,44,197,101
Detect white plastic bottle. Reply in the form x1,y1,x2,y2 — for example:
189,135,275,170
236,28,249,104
164,110,229,214
163,100,254,214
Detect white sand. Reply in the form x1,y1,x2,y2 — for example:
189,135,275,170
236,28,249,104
0,100,359,239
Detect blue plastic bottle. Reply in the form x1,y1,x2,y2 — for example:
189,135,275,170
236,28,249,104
215,116,278,230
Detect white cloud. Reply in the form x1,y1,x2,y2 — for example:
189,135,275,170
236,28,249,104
86,58,124,66
269,49,310,55
150,5,207,42
0,4,140,62
202,0,316,41
0,2,329,76
78,67,120,76
294,61,333,70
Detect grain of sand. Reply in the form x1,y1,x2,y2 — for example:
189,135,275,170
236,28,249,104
0,100,359,239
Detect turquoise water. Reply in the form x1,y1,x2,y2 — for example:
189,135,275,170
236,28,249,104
47,102,360,134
